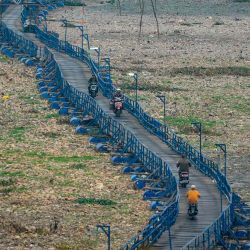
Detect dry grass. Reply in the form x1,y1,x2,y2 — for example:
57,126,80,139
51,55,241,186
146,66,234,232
47,0,250,202
0,58,151,249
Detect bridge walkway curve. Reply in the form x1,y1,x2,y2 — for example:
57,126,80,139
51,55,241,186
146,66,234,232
2,5,227,249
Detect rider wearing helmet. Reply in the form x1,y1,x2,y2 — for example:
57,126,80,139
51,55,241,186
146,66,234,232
113,88,123,99
187,185,201,211
176,155,191,176
88,74,97,84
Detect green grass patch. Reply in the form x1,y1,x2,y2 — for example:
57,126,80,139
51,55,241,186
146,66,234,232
25,151,95,163
58,179,74,187
42,131,61,138
0,171,25,177
166,116,216,128
170,66,250,76
166,116,221,134
2,149,22,155
211,95,249,114
0,54,9,62
119,204,131,215
9,127,26,141
0,186,28,194
55,172,66,177
25,151,47,158
19,95,40,105
126,94,149,101
202,140,216,149
45,113,60,119
122,81,170,92
232,103,250,114
163,79,172,84
75,197,117,206
56,242,71,250
49,155,95,163
70,163,87,170
240,124,250,132
47,165,62,171
0,178,15,186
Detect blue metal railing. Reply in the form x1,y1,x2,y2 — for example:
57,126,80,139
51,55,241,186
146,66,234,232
0,0,11,14
1,22,38,57
33,21,234,249
41,45,179,248
32,20,230,197
181,205,233,249
0,2,239,248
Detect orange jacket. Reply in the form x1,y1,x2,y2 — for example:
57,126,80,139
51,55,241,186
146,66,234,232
186,189,201,204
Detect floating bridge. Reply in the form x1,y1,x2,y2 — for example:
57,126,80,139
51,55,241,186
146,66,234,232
0,1,249,249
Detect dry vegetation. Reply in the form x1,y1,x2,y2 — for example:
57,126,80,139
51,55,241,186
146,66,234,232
47,0,250,202
0,55,151,249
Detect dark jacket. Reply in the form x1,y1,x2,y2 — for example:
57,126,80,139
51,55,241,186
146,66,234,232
177,158,191,173
88,76,97,84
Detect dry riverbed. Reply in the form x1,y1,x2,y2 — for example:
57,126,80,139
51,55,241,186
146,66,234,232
0,56,151,249
48,0,250,202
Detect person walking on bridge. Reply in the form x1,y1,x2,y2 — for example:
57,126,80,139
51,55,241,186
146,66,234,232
176,154,191,176
187,185,201,212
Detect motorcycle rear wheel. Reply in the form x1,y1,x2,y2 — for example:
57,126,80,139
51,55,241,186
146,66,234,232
115,109,122,117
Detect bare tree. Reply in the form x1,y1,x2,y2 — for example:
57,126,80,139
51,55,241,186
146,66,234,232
117,0,122,15
138,0,143,9
137,0,160,40
150,0,160,38
138,0,145,39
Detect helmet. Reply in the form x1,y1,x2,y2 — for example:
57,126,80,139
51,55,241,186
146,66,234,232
116,88,121,93
191,185,196,189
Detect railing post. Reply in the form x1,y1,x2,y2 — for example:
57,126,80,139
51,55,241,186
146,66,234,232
202,233,205,248
169,228,172,250
220,191,223,212
207,229,210,249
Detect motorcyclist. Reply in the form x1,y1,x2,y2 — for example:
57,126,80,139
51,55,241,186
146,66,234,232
112,88,123,99
186,185,201,212
176,155,191,177
88,74,98,95
110,88,123,109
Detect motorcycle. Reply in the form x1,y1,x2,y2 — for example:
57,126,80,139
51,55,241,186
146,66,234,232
188,203,198,219
113,97,123,117
89,84,98,98
179,171,189,188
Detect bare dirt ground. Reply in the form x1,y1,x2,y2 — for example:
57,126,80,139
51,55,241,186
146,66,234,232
0,56,151,249
48,0,250,202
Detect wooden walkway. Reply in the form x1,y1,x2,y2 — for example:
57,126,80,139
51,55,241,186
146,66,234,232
3,6,227,249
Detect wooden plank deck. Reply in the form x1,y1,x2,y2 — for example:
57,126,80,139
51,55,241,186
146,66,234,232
3,6,228,249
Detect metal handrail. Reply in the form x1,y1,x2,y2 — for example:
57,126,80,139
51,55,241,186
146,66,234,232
0,2,237,248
